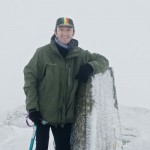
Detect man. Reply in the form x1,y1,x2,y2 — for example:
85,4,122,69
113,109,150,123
24,17,109,150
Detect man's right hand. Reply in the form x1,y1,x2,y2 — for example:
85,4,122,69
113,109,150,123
29,109,42,126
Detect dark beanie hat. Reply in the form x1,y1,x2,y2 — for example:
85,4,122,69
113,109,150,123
55,17,74,30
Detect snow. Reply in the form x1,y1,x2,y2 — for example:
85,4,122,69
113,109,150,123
0,106,54,150
70,69,123,150
0,69,150,149
119,105,150,150
86,70,123,150
0,105,150,149
0,103,149,150
0,125,55,150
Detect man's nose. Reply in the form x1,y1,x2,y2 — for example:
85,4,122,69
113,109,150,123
62,30,68,35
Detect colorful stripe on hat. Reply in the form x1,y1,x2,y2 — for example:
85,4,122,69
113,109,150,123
63,17,69,25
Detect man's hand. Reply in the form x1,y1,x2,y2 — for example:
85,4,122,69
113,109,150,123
29,109,42,126
75,64,93,82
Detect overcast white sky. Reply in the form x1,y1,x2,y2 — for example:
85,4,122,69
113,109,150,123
0,0,150,112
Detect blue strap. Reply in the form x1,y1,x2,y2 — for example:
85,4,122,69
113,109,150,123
29,125,37,150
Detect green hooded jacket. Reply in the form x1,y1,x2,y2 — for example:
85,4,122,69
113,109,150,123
23,38,109,126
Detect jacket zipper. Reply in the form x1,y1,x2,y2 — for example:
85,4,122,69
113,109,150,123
68,65,71,88
58,58,66,125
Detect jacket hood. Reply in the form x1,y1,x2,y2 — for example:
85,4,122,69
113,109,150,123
51,34,79,49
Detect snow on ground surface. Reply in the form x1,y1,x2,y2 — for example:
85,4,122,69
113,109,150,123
0,106,54,150
119,105,150,150
0,104,150,150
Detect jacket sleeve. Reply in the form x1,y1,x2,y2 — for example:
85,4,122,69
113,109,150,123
23,49,44,112
81,50,109,74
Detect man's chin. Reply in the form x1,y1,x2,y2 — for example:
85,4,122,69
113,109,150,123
61,40,71,45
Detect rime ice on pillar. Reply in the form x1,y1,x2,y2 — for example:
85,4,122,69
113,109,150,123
71,68,123,150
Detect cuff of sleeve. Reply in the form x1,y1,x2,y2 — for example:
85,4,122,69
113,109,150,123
29,108,37,113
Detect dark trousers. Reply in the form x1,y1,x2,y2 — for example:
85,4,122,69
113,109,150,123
35,123,72,150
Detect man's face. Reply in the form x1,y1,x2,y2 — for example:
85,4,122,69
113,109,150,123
55,26,75,45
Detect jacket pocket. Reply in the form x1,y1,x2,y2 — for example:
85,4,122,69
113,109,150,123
39,63,59,92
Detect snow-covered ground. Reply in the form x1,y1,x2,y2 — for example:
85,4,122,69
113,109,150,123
0,104,150,150
0,105,54,150
119,105,150,150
